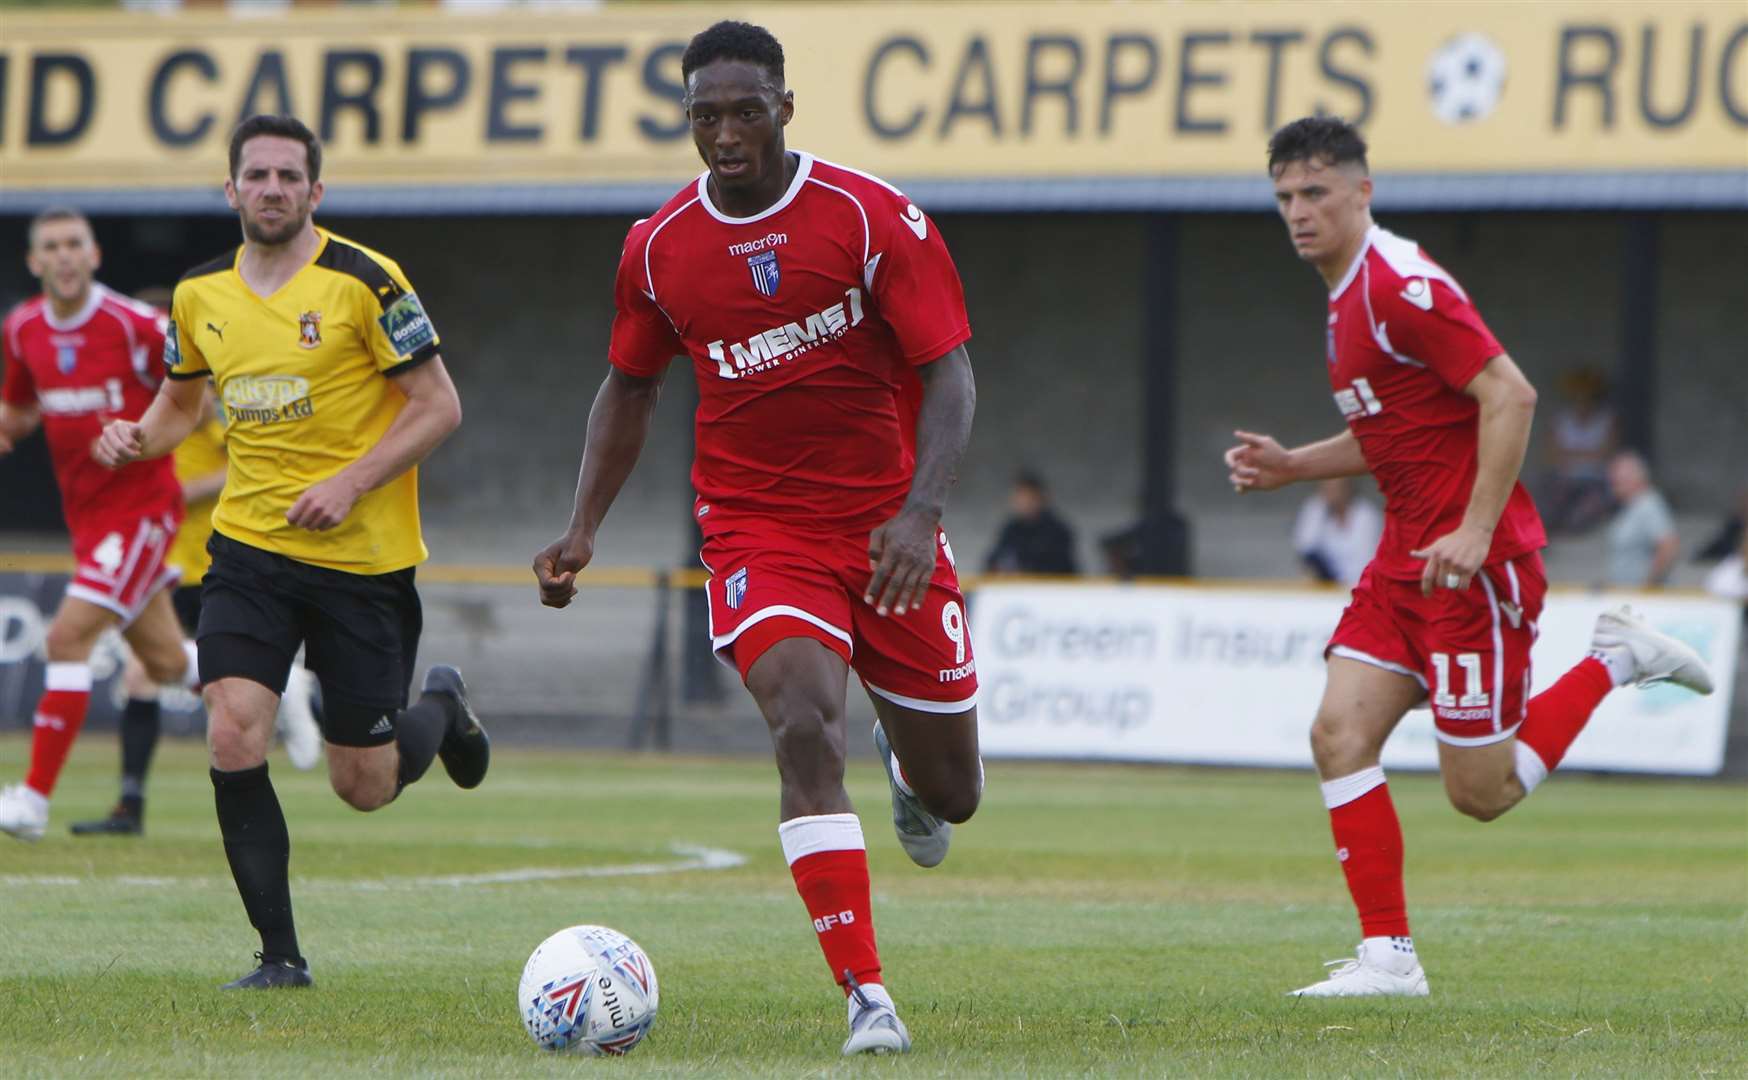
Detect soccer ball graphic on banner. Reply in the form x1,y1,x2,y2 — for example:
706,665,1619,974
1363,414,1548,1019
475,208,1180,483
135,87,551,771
519,925,659,1055
1426,33,1508,124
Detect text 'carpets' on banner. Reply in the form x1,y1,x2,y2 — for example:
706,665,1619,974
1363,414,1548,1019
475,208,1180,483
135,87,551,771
0,1,1742,195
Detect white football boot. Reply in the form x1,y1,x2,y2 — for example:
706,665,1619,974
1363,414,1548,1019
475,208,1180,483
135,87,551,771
275,665,324,771
872,721,951,868
1290,938,1430,998
0,783,50,842
1589,605,1715,694
841,976,911,1055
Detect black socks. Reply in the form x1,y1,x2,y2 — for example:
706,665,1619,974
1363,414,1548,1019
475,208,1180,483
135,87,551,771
119,696,161,816
393,695,454,793
211,763,301,964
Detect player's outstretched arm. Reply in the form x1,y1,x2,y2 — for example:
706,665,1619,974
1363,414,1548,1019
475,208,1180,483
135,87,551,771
95,376,206,467
1410,352,1537,595
866,344,975,616
285,356,463,531
533,366,666,609
1226,428,1367,493
0,401,41,455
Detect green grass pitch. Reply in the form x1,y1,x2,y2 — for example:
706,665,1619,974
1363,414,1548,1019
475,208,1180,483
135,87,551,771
1,735,1743,1077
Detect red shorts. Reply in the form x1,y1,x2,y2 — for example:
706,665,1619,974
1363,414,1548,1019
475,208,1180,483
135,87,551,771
701,525,978,713
1327,552,1546,746
66,507,184,627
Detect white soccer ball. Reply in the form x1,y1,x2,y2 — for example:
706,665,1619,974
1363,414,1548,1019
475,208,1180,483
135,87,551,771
1426,33,1507,125
518,925,659,1055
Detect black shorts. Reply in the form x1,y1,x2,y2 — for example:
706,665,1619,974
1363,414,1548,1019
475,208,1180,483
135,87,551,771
197,532,422,746
172,584,203,636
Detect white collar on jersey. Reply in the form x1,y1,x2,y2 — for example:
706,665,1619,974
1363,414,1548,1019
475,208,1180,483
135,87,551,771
1328,224,1380,301
40,281,110,332
695,151,816,226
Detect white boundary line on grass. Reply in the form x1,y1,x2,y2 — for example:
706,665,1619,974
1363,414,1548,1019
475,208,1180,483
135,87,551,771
0,843,747,892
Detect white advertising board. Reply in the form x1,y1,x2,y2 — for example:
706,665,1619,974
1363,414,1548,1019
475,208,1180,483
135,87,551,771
970,583,1740,775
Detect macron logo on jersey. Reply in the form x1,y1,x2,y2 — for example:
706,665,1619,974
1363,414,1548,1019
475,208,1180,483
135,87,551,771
727,232,787,257
1400,278,1435,311
901,204,927,240
706,287,867,381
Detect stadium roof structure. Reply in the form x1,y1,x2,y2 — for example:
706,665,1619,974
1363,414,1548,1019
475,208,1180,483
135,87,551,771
7,171,1743,218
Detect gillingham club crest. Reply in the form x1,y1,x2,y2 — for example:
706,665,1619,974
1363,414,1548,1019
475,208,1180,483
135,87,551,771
746,250,780,297
298,310,323,349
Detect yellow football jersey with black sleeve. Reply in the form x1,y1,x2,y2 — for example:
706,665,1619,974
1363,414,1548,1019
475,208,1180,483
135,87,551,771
165,414,228,584
166,228,441,574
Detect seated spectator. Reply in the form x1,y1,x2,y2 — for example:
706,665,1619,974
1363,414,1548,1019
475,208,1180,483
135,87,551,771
1541,367,1618,534
1292,477,1382,586
1604,451,1679,588
985,470,1078,575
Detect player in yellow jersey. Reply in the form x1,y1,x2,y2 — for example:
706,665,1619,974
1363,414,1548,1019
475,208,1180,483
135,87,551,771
95,115,489,989
70,374,323,836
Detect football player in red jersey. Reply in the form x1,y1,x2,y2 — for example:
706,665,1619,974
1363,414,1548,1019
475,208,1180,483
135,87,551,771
1226,117,1715,997
534,21,981,1055
0,208,199,841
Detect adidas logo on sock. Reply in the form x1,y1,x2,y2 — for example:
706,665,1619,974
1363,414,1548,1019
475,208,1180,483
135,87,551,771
368,716,393,736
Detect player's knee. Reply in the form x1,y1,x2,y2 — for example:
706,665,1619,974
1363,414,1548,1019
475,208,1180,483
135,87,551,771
1447,787,1508,822
768,697,840,749
766,695,846,778
208,715,264,772
43,617,101,662
333,776,393,812
1309,715,1367,773
931,785,980,825
138,643,187,686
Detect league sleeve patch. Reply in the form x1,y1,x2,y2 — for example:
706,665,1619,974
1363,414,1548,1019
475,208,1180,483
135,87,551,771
378,292,438,360
165,319,182,369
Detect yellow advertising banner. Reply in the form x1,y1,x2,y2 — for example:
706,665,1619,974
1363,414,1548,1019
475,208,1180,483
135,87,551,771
1,1,1743,202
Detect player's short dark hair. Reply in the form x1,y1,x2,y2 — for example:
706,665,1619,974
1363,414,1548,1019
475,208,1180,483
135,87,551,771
1267,116,1368,177
229,114,322,183
682,20,785,87
1014,469,1047,494
27,205,91,248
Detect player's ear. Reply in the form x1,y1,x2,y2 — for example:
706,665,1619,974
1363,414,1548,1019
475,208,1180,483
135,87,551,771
779,89,794,128
90,242,102,274
309,179,324,213
224,177,240,211
1357,174,1374,208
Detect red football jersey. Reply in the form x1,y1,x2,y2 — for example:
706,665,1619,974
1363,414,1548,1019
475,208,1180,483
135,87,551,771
610,152,972,536
1325,225,1545,579
2,284,182,540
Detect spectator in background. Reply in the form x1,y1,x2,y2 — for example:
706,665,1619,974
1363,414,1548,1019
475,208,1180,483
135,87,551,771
1292,477,1383,586
1604,451,1679,588
1542,367,1618,534
985,469,1078,575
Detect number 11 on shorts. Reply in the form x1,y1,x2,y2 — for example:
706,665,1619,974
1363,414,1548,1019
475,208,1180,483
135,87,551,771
1430,651,1487,708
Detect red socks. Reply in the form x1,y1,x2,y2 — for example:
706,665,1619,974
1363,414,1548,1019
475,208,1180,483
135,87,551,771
25,662,93,798
1513,657,1614,791
1321,766,1409,938
1315,658,1615,941
779,813,882,993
